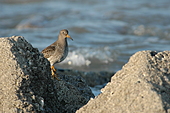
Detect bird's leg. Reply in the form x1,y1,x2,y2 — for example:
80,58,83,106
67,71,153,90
51,65,56,72
51,66,60,81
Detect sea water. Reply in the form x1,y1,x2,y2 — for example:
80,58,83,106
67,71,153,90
1,0,170,73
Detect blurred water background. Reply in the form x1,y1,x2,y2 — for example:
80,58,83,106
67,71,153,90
0,0,170,73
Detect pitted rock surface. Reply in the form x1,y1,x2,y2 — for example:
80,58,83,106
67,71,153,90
77,51,170,113
0,36,94,113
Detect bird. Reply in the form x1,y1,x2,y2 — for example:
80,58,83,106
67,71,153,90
41,29,73,80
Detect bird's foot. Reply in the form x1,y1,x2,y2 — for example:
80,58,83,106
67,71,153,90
51,66,61,81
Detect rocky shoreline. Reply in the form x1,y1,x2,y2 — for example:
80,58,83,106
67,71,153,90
77,51,170,113
0,36,95,113
1,36,170,113
57,69,114,87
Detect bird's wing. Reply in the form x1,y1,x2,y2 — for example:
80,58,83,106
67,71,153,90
41,45,56,58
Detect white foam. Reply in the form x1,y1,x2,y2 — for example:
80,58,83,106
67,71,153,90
60,46,115,66
61,51,91,66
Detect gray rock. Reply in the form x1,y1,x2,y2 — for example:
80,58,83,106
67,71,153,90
0,36,94,113
57,69,114,87
76,51,170,113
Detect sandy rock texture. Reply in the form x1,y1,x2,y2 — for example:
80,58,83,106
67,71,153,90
76,51,170,113
0,36,94,113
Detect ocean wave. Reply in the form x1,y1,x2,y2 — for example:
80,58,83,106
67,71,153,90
60,46,116,66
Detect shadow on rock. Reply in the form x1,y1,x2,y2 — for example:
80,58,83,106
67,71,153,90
0,36,94,113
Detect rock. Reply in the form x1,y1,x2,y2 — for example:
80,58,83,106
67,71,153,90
57,69,114,87
0,36,94,113
76,51,170,113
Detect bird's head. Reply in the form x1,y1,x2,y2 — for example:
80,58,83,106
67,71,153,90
60,29,73,40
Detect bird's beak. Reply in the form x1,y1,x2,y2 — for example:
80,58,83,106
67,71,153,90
66,34,73,40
